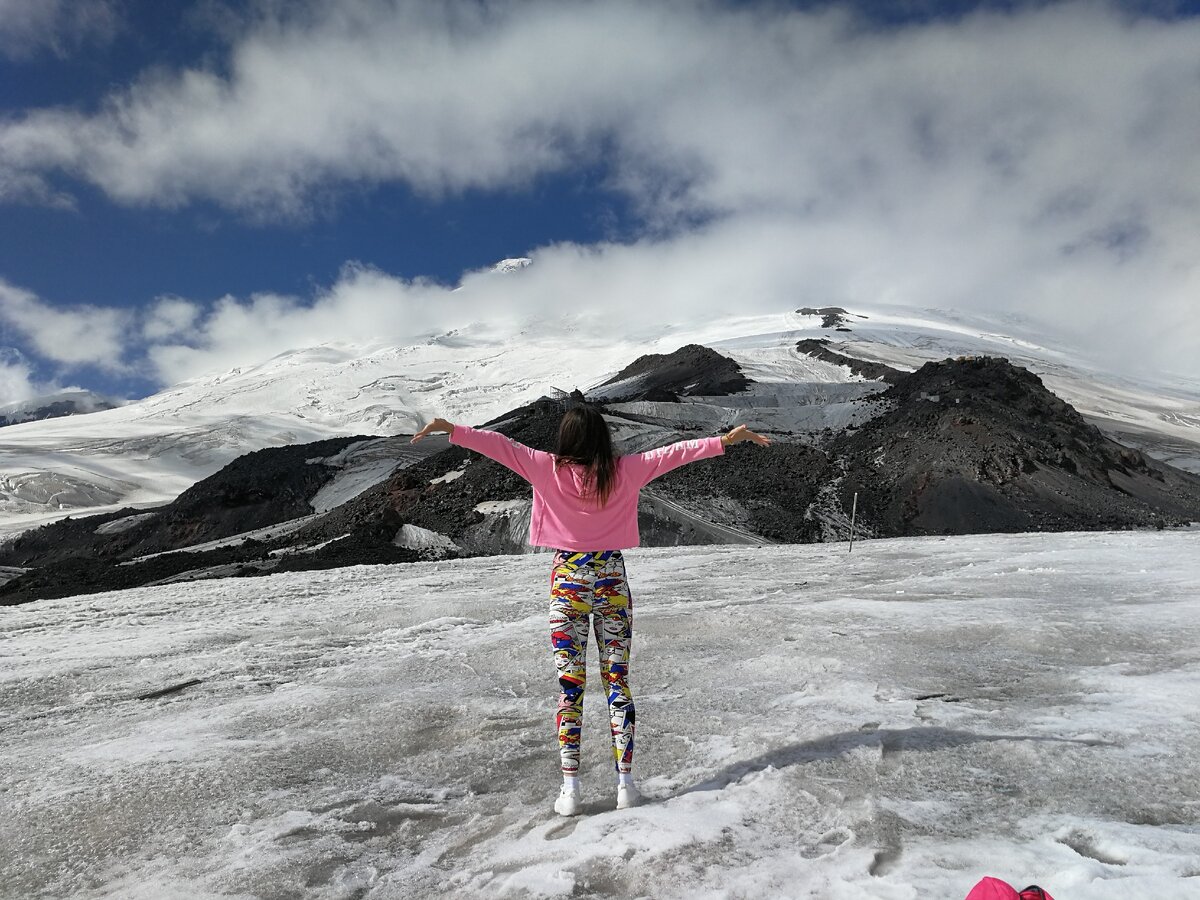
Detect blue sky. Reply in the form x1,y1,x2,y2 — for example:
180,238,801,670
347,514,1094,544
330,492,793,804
0,0,640,291
1,0,1199,401
0,1,639,398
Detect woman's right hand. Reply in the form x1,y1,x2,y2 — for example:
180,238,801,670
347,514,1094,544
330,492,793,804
722,424,771,446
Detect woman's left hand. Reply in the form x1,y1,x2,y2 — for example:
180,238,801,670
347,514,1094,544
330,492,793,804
411,417,455,443
722,424,771,446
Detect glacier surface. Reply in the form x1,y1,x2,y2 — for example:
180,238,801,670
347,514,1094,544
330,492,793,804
2,531,1199,898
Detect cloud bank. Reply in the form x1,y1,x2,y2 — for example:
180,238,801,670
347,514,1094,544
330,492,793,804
0,0,121,61
0,279,129,370
0,0,1198,386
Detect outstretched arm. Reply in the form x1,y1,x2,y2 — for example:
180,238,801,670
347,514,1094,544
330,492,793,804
631,424,770,487
412,416,548,483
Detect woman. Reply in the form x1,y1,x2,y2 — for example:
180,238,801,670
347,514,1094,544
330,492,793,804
412,405,769,816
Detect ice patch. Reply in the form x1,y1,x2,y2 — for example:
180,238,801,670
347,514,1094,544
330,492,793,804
94,512,159,534
269,534,351,557
474,500,527,515
394,524,459,557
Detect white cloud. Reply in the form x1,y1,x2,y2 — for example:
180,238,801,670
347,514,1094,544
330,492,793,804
0,167,77,209
145,264,450,381
0,1,1197,380
141,211,1196,386
0,0,121,60
0,347,39,403
0,345,90,405
142,296,201,342
0,279,129,371
3,1,1197,221
3,208,1194,392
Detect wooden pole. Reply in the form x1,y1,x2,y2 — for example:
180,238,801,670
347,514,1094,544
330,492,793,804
849,492,858,553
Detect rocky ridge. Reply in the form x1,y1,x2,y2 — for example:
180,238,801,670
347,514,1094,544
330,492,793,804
596,343,751,401
794,339,905,384
833,357,1200,534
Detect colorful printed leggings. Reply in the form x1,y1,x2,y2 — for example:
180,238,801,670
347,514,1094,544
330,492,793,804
549,549,635,776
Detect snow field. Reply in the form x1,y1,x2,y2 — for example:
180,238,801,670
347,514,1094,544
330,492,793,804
1,531,1199,899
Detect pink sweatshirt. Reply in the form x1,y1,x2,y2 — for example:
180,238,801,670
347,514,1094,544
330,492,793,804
449,424,726,550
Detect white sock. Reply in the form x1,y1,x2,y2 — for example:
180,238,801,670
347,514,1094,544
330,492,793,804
563,775,579,792
618,773,634,787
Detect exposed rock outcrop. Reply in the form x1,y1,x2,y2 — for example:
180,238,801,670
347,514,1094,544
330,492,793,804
833,357,1200,535
795,339,905,384
595,344,751,401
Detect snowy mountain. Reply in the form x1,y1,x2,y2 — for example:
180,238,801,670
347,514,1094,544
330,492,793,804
5,340,1200,604
0,298,1196,546
0,389,119,427
491,256,532,273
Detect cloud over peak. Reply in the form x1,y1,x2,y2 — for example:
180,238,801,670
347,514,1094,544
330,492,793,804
0,1,1197,386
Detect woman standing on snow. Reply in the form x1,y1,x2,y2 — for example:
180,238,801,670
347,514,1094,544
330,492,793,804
412,405,769,816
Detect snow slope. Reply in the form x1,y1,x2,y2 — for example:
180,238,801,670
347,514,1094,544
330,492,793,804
2,531,1199,899
0,327,639,535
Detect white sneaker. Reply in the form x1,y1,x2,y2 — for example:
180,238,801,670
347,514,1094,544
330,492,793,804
616,783,641,810
554,786,581,817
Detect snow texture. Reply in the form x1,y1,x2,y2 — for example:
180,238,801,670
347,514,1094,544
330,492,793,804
3,531,1199,898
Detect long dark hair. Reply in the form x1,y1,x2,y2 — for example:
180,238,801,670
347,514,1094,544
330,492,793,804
554,405,617,506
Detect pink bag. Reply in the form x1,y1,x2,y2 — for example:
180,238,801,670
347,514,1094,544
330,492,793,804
965,876,1055,900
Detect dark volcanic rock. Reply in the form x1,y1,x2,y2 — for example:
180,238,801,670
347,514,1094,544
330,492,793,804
650,442,833,543
795,339,905,384
270,538,421,574
796,307,863,330
833,356,1200,535
0,435,373,569
0,537,421,605
596,344,750,401
295,398,565,550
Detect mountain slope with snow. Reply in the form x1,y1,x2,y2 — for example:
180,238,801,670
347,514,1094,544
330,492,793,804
8,346,1198,606
0,301,1195,539
780,307,1200,474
